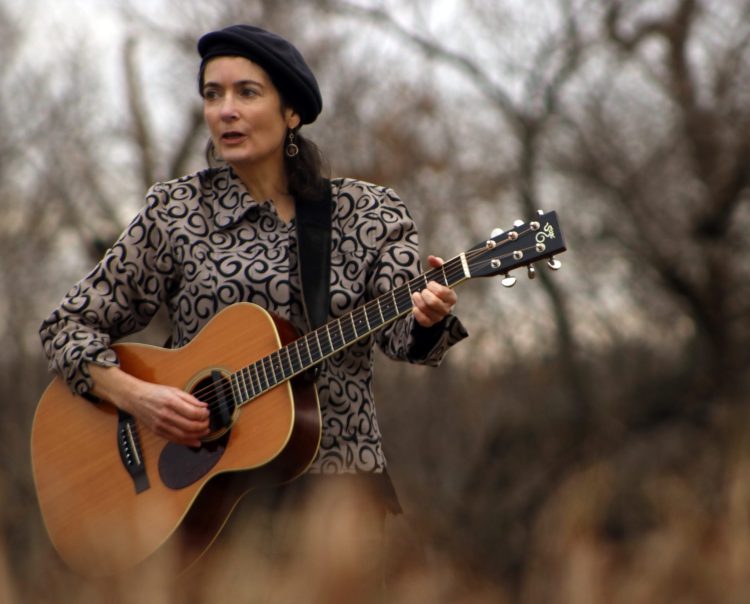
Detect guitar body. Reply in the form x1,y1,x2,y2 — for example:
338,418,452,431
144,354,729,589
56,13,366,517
30,302,321,577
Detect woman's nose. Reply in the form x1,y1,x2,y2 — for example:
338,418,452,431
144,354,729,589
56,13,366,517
220,96,239,120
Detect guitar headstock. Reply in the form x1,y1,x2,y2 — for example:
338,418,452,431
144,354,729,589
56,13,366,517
464,210,566,284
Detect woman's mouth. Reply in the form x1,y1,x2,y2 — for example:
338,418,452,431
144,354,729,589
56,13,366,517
221,131,246,144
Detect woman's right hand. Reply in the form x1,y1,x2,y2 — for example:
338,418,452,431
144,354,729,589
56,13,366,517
88,364,210,447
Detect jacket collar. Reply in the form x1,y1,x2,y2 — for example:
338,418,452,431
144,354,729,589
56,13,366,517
209,166,264,230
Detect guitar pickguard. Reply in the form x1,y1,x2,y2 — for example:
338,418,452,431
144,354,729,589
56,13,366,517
159,432,230,490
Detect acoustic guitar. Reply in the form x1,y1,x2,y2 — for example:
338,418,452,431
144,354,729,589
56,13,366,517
31,211,566,577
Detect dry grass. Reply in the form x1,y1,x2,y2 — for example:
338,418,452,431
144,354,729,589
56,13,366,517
7,479,507,604
520,456,750,604
8,451,750,603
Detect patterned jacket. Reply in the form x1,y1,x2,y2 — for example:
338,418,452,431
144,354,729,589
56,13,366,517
39,166,468,473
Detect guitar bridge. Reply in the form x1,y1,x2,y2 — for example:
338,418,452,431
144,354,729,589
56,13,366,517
117,411,150,494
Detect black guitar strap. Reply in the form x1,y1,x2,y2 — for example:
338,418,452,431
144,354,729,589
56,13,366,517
295,179,333,333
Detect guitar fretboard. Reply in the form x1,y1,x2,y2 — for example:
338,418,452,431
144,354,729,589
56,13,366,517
227,255,469,406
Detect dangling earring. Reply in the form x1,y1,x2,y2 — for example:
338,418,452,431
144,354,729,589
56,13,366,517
285,130,300,158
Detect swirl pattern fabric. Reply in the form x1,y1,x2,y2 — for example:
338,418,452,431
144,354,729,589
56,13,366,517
40,167,468,473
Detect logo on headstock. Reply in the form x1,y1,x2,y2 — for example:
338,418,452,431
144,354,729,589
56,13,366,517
535,223,556,244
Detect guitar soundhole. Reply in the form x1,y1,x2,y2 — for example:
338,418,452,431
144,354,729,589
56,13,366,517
191,369,238,439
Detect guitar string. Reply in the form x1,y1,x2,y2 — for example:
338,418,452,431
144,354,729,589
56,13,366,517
132,235,544,447
186,242,500,410
170,239,538,424
130,262,462,450
225,242,533,404
131,247,532,451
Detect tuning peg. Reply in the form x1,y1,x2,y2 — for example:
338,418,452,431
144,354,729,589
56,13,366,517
502,274,517,288
513,220,524,228
527,265,536,279
490,228,504,238
547,257,562,270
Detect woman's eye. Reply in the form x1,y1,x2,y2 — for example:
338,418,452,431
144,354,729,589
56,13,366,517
240,87,258,98
203,89,220,100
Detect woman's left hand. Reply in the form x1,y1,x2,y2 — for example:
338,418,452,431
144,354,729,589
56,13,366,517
411,255,458,327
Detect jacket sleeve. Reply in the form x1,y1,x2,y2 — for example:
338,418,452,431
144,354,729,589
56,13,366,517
39,186,176,396
368,188,468,366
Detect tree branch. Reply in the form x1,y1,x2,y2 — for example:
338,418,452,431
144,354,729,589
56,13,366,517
123,36,156,190
329,0,523,130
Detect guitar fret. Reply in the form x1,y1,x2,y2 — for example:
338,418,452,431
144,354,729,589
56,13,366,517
252,361,262,392
397,285,413,314
325,324,334,353
293,341,306,372
271,352,283,383
362,307,371,331
440,264,449,286
376,299,385,324
282,351,290,379
254,360,264,391
283,346,296,376
298,338,311,369
390,290,399,316
247,367,256,398
365,303,381,330
236,371,248,401
229,375,242,404
315,329,330,358
240,371,250,400
262,357,274,387
257,360,269,391
380,295,396,322
358,307,371,336
336,320,346,348
326,319,344,352
307,331,323,363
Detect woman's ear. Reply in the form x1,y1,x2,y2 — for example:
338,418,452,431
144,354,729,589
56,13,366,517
286,108,302,131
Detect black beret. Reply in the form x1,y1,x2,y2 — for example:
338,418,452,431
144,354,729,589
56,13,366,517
198,25,322,125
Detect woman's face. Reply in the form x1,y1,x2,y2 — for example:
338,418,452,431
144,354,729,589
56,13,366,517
202,56,299,174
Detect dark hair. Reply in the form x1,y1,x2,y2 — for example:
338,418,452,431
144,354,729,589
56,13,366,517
284,130,329,202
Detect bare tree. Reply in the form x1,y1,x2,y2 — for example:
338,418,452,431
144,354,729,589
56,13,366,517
7,0,750,599
316,0,750,587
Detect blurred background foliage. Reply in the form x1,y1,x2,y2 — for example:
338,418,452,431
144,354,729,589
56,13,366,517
3,0,750,601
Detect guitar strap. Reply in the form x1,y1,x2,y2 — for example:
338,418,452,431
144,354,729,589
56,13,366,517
295,179,333,334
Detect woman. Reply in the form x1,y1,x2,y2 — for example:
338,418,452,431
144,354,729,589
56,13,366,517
40,25,467,522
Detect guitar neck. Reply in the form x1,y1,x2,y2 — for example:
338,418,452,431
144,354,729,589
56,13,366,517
224,210,566,406
228,255,470,405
